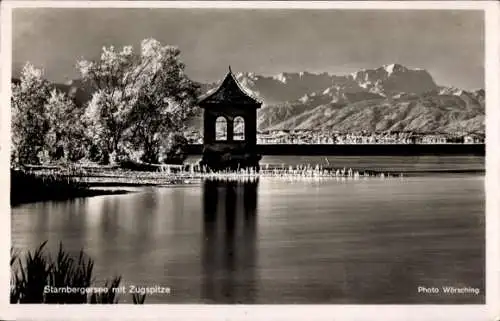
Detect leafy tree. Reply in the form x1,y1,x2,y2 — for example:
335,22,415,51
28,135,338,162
77,38,200,164
77,45,139,164
127,39,199,163
42,90,89,162
158,132,189,164
11,63,52,165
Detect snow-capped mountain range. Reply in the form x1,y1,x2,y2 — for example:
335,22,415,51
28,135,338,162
197,63,484,134
15,63,484,134
226,63,469,105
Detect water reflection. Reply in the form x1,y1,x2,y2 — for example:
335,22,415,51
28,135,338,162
202,179,258,303
11,175,484,304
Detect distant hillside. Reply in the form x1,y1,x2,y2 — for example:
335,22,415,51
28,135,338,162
12,63,485,134
257,90,484,134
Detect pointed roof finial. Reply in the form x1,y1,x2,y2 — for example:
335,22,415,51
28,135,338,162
228,65,232,73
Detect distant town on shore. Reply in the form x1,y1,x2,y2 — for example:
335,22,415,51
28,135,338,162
185,130,484,145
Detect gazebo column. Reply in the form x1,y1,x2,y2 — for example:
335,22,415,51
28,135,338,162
203,109,215,144
227,118,234,142
245,112,257,146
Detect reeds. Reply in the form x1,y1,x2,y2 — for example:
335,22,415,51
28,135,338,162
10,241,146,304
157,163,402,181
89,276,121,304
12,163,402,196
11,241,51,303
10,169,90,205
10,169,130,205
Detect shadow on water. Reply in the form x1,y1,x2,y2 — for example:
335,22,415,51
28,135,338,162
12,174,484,304
201,179,258,303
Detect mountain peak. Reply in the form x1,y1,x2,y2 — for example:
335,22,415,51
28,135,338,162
382,63,408,75
438,86,464,96
349,64,437,95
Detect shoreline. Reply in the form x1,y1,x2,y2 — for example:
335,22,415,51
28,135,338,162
11,188,131,207
11,166,484,206
186,143,485,156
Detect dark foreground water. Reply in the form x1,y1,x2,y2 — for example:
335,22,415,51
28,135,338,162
11,157,485,304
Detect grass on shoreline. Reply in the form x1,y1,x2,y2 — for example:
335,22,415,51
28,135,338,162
11,161,482,206
11,241,146,304
10,169,130,206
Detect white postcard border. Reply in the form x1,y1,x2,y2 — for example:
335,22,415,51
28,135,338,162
0,1,498,320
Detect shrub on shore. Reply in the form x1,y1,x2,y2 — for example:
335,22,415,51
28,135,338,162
10,169,92,205
11,241,146,304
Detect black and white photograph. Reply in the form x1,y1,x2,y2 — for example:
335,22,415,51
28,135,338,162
2,0,499,319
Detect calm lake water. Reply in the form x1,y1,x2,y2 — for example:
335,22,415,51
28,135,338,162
187,155,485,172
11,156,485,304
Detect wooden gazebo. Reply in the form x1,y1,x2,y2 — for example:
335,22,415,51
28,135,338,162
198,67,262,170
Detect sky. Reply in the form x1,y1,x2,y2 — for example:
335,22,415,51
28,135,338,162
12,8,484,89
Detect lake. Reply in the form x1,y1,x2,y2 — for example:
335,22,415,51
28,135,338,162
11,156,485,304
188,155,485,173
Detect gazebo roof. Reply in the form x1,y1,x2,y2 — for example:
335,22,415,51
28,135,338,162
198,67,262,107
